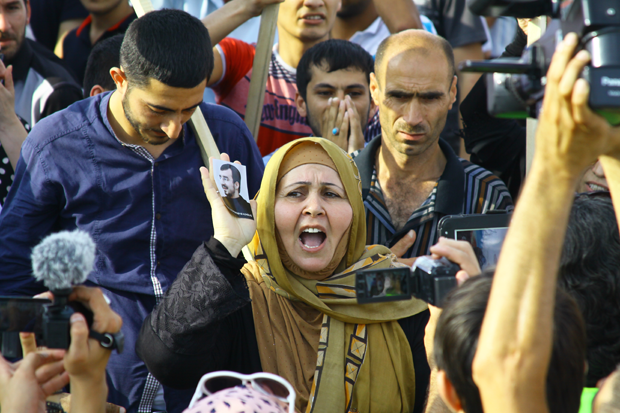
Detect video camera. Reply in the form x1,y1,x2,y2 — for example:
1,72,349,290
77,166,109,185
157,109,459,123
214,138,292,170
0,230,123,357
460,0,620,125
356,257,460,307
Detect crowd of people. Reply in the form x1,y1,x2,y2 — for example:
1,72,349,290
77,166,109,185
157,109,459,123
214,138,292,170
0,0,618,413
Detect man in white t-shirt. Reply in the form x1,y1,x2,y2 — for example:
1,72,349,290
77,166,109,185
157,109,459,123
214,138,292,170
331,0,437,56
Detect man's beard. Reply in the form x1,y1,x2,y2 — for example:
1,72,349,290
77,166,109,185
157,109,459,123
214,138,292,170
305,110,323,138
0,28,25,61
122,92,183,145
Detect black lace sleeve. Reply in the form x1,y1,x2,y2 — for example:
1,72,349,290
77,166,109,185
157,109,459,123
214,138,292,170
136,238,262,389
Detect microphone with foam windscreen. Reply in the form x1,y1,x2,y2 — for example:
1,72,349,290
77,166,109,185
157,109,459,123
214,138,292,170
30,230,123,352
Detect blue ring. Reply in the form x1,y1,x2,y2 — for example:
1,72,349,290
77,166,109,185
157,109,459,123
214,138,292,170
332,127,339,135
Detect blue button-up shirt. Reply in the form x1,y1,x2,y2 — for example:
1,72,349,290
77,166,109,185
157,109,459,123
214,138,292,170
0,91,264,412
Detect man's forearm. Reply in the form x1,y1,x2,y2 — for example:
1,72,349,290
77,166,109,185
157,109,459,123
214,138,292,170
474,163,577,413
201,1,257,46
373,0,422,33
0,114,28,169
454,43,484,105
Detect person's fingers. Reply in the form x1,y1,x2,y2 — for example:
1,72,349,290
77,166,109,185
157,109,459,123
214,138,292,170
326,97,339,131
394,257,417,267
347,107,366,152
69,286,122,334
390,230,417,258
429,238,481,276
35,359,66,384
201,164,227,217
19,351,64,375
338,111,350,151
456,270,471,286
20,332,37,356
547,33,579,87
249,199,258,220
335,98,346,130
558,49,590,98
67,312,90,365
571,78,592,126
41,371,70,396
4,65,14,95
34,291,54,300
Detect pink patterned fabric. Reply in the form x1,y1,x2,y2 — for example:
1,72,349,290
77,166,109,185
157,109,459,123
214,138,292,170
183,386,287,413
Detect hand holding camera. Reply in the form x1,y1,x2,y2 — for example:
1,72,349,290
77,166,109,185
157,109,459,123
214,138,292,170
356,239,481,308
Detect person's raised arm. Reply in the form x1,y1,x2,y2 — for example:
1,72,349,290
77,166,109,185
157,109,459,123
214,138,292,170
137,154,259,388
203,0,284,86
0,62,28,168
373,0,422,33
471,33,620,413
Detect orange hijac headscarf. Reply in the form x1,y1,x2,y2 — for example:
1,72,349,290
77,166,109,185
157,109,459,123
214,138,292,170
241,138,428,413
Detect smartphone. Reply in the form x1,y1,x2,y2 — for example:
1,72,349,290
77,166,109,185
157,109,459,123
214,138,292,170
438,213,512,271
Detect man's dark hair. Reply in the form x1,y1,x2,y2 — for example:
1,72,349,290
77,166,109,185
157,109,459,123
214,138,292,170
559,193,620,387
434,273,586,413
220,163,241,185
120,9,213,89
83,34,123,98
296,39,374,102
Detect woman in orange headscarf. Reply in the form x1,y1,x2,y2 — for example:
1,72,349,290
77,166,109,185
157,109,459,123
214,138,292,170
137,138,430,413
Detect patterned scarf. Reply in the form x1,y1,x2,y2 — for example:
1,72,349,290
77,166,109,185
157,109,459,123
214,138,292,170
241,138,428,412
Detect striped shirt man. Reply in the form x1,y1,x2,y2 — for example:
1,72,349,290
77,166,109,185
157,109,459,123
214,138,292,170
351,136,513,258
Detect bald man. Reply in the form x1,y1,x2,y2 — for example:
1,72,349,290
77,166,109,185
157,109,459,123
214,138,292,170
351,30,513,264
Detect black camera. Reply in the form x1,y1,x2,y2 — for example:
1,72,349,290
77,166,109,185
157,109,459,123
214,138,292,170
356,257,460,307
0,291,124,358
0,291,96,357
460,0,620,125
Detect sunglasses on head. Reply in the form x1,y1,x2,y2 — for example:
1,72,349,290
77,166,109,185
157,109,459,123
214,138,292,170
188,371,297,413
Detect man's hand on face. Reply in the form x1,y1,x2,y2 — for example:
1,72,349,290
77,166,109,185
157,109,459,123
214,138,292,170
321,96,366,154
344,96,366,153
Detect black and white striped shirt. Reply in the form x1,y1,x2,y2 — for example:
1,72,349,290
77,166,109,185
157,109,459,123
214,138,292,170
351,137,513,258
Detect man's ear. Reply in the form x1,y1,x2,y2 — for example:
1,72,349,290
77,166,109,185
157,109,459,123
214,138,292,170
295,91,308,117
369,73,381,107
89,85,107,97
437,369,464,412
26,0,31,23
448,75,458,110
110,67,128,93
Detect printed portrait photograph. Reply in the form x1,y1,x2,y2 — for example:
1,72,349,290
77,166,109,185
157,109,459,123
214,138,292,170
213,159,253,220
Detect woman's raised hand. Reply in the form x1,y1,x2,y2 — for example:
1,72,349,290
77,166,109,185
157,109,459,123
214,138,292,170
201,153,258,258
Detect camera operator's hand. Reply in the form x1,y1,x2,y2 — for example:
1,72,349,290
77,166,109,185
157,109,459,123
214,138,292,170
65,286,122,413
65,286,121,379
430,237,482,285
535,33,620,179
0,350,69,413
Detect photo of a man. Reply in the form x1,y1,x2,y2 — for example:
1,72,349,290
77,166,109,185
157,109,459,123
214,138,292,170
217,161,253,219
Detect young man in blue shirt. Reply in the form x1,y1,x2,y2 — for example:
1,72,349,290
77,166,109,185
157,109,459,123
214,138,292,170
0,9,264,413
